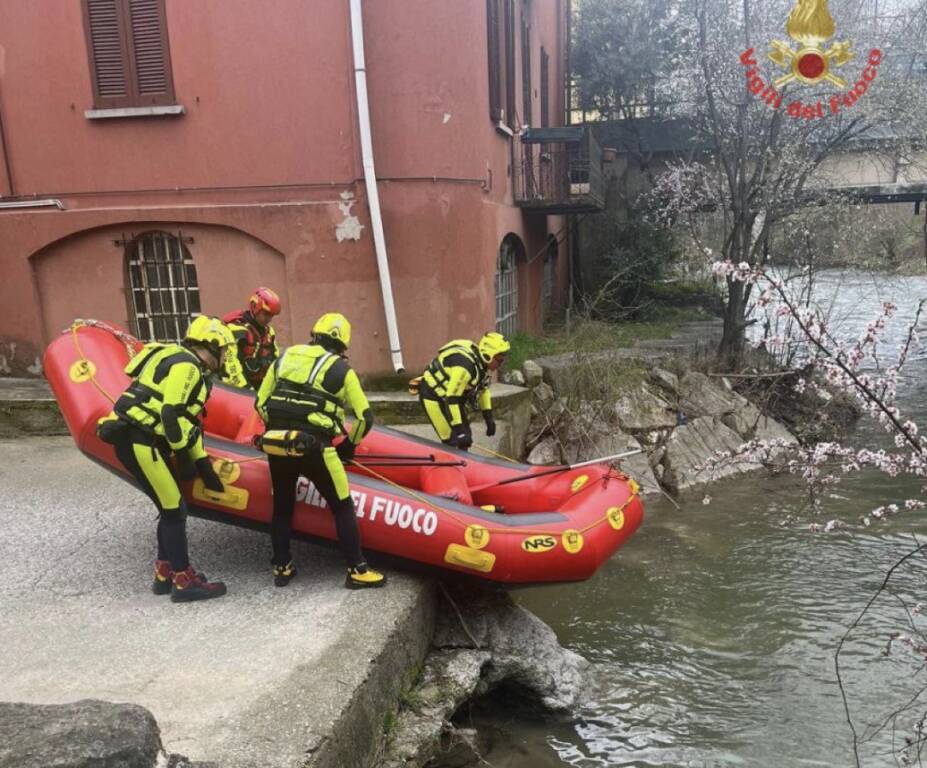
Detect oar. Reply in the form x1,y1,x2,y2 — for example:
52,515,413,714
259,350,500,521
468,449,644,494
356,452,437,461
352,460,467,468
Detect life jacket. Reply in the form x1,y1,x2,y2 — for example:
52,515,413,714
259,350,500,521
422,339,488,400
223,309,277,385
113,343,209,441
262,344,347,436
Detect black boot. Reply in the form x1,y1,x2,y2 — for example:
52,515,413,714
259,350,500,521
272,560,297,587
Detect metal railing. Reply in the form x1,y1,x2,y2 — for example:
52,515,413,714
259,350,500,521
514,126,605,213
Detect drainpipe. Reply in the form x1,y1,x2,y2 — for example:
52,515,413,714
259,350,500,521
349,0,405,372
0,81,15,196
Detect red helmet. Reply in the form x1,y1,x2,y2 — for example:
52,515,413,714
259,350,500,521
249,287,281,316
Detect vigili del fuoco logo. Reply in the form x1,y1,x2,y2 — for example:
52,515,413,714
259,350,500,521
740,0,882,119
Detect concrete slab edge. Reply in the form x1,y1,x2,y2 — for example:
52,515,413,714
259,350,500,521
305,581,437,768
0,402,69,437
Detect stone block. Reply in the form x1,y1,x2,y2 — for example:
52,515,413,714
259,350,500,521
0,699,163,768
522,359,543,387
678,370,748,419
527,437,561,465
661,417,760,493
535,348,667,398
649,366,679,394
532,381,555,409
503,369,526,387
754,413,799,446
722,402,799,448
613,382,678,432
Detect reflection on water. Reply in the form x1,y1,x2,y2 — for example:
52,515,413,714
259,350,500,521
470,271,927,768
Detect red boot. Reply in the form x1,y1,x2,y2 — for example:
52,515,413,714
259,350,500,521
170,567,227,603
151,560,173,595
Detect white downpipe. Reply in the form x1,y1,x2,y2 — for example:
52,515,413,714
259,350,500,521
349,0,404,372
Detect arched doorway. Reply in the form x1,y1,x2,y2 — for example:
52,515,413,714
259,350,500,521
125,230,200,341
496,233,526,338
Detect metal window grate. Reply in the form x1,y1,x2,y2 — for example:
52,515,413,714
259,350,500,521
495,240,518,339
126,231,200,341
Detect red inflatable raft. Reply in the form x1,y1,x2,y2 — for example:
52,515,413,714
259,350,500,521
44,320,643,585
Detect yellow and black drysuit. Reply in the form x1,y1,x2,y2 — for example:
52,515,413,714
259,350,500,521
100,342,225,573
221,309,278,389
256,344,374,569
419,339,493,450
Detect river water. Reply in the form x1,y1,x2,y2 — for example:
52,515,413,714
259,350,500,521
468,271,927,768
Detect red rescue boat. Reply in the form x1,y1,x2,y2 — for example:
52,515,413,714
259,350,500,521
44,320,644,585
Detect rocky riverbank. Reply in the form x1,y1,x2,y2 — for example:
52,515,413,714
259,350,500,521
506,345,855,498
379,586,589,768
0,700,210,768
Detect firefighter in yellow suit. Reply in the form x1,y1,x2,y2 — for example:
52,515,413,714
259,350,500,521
256,312,386,589
418,332,510,450
97,316,233,603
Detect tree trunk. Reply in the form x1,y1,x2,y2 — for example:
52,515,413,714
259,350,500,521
922,198,926,269
719,279,747,368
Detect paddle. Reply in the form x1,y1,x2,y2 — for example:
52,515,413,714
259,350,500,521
468,449,644,494
357,452,438,461
353,460,466,468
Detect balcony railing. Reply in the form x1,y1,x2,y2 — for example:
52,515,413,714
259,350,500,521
513,125,605,214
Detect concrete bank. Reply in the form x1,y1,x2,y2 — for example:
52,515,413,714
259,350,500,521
0,379,533,458
0,438,434,767
0,378,66,437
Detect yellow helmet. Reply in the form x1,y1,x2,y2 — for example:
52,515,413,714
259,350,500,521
185,315,234,356
478,331,510,364
312,312,352,351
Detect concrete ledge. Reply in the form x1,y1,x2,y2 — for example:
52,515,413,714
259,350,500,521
0,438,436,767
367,383,530,426
0,378,531,442
392,420,517,461
210,580,436,768
308,582,436,768
0,378,67,437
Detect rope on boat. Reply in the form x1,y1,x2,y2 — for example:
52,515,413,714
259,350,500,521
69,321,122,405
351,459,639,538
469,443,518,463
68,321,640,538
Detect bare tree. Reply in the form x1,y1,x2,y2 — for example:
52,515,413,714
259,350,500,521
642,0,927,366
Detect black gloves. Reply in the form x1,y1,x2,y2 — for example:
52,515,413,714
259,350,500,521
483,410,496,437
336,440,356,463
195,457,224,493
450,427,472,451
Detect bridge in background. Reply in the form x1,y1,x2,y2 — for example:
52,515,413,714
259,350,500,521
594,118,927,207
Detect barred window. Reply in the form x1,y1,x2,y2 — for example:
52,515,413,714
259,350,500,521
125,231,200,341
496,235,520,339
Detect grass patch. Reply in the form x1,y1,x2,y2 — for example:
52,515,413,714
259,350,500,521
507,331,560,372
358,307,717,388
505,309,712,372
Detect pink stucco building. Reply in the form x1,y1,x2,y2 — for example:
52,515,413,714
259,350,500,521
0,0,602,376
